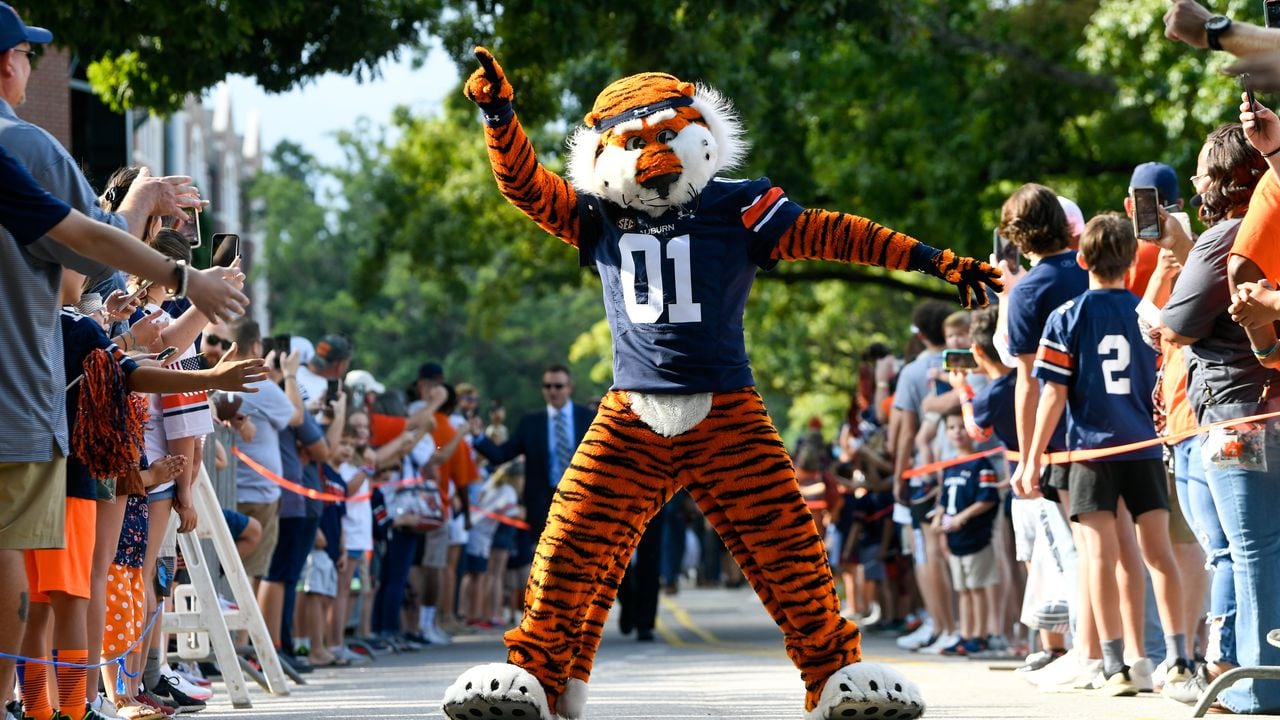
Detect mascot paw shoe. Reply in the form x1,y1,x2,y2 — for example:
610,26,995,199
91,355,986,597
442,663,554,720
807,662,926,720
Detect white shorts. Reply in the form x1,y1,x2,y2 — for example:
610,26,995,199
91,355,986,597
1011,496,1038,563
448,513,469,546
302,549,337,597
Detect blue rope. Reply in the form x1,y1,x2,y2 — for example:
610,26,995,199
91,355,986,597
0,605,165,691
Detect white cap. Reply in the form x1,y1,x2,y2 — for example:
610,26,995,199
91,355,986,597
345,369,386,395
1058,196,1085,239
290,335,315,366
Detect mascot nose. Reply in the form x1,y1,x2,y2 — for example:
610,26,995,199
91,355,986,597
641,172,681,198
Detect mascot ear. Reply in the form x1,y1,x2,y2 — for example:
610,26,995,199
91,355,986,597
584,110,603,129
677,81,696,98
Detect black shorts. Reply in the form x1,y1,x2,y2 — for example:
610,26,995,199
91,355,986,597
1067,459,1169,522
1032,464,1064,504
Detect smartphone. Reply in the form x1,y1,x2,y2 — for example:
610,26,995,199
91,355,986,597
155,346,179,363
261,336,277,364
993,228,1020,269
942,349,978,371
1130,186,1162,240
1267,0,1280,28
272,333,291,370
167,207,202,249
325,378,342,405
211,233,240,267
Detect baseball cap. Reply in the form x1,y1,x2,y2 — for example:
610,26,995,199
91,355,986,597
418,362,444,381
1057,196,1085,239
310,334,351,371
0,3,52,51
290,335,315,366
345,369,386,395
1129,162,1181,205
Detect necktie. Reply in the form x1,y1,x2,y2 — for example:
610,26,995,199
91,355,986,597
553,410,573,486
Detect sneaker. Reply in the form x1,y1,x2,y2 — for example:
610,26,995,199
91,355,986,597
1162,659,1206,705
860,602,882,627
940,637,969,656
329,646,371,666
159,669,212,702
5,700,21,720
89,696,124,720
79,705,119,720
422,622,452,646
1129,657,1156,693
895,621,935,651
1089,666,1139,697
1015,650,1058,674
1039,656,1102,692
149,676,207,714
133,692,176,718
919,631,961,655
171,665,210,689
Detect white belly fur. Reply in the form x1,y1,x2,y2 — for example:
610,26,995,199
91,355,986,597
626,391,713,437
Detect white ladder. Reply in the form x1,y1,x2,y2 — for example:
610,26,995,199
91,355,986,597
161,466,290,708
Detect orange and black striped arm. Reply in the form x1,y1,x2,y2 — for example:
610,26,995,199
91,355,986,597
774,208,1003,308
465,46,581,247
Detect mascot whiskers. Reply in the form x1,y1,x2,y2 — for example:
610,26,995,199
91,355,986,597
442,47,1001,720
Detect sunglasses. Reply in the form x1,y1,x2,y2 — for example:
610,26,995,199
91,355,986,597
542,383,566,390
204,333,233,350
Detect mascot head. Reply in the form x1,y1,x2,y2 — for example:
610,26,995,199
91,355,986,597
567,72,747,216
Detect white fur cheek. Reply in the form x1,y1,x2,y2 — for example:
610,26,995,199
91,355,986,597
669,126,717,203
593,146,643,205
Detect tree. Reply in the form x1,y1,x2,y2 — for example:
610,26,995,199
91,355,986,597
26,0,436,113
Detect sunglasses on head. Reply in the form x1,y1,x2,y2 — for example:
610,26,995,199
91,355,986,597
204,334,233,350
542,383,566,390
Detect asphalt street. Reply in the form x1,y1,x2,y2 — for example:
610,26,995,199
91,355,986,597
193,586,1277,719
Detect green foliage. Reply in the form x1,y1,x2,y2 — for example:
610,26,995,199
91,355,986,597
29,0,435,113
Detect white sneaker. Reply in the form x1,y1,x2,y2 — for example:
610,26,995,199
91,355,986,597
1040,657,1103,693
860,602,883,627
1128,657,1155,692
330,645,372,665
895,621,935,650
423,622,453,646
89,695,124,719
919,632,961,655
1161,660,1205,705
160,667,214,701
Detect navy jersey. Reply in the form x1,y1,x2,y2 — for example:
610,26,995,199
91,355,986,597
318,464,348,562
1034,289,1160,462
850,490,894,549
940,456,1000,556
577,177,804,392
62,308,137,500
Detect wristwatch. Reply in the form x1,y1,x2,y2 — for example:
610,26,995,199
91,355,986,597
1206,15,1233,51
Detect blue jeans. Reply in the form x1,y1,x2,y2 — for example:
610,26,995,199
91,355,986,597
372,530,420,635
1173,434,1236,665
1201,404,1280,714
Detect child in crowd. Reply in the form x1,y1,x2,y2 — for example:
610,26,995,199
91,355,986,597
333,424,378,661
460,461,525,627
1023,213,1187,695
841,481,894,627
484,461,525,629
934,408,1001,656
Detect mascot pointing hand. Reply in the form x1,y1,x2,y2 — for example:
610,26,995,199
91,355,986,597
443,47,1001,720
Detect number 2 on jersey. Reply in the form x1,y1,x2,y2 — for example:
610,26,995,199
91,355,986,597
620,233,702,324
1098,334,1131,395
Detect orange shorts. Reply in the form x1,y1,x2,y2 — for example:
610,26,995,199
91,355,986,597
24,497,96,602
104,563,147,656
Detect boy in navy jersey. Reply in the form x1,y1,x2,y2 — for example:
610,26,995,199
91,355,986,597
934,408,1001,656
1023,214,1186,695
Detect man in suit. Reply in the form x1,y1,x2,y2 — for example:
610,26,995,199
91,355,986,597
470,364,595,547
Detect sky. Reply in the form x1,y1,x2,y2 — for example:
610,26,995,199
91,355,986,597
223,44,460,168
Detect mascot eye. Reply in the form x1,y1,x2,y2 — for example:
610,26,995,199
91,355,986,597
656,129,677,144
624,136,646,151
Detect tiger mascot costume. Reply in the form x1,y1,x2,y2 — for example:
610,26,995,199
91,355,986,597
443,47,1001,720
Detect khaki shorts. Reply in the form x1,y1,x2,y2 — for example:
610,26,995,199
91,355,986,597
236,500,280,578
422,526,449,569
0,457,68,550
948,543,1000,590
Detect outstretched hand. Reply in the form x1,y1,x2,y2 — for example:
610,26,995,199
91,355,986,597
464,46,514,107
931,251,1003,309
